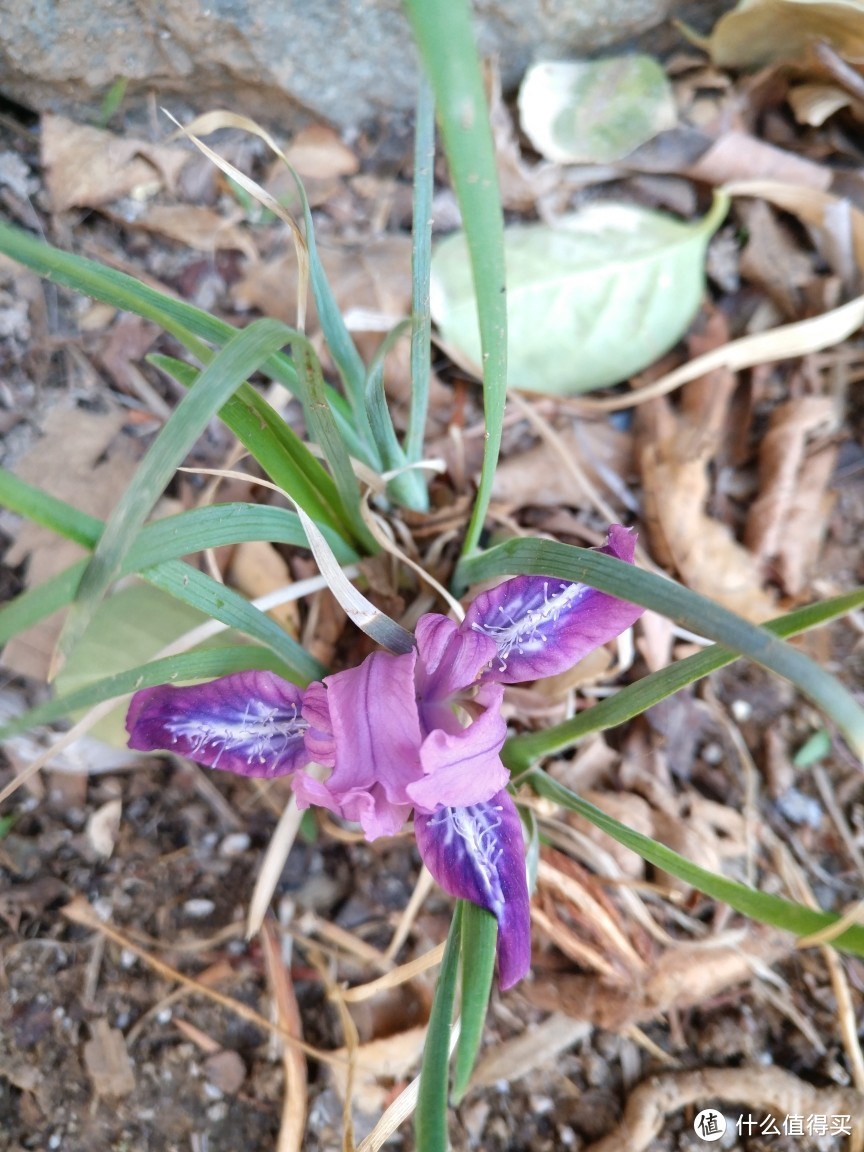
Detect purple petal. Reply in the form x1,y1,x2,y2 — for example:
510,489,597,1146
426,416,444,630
408,683,509,813
462,525,644,684
292,650,422,840
126,670,310,777
414,789,531,990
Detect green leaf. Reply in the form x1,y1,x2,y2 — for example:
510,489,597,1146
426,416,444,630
431,195,728,395
518,56,677,165
406,73,436,502
453,902,496,1103
55,319,307,673
527,770,864,956
416,903,463,1152
0,221,370,467
403,0,508,557
148,354,351,540
504,588,864,772
458,540,864,761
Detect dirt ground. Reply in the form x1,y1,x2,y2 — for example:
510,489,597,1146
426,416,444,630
1,17,864,1152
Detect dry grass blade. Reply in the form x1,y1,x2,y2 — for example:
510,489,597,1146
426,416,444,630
354,1021,461,1152
260,922,308,1152
165,109,309,332
338,942,447,1004
574,293,864,413
247,795,307,937
61,897,342,1066
183,465,414,653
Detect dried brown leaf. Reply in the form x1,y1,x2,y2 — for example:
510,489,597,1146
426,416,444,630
744,396,838,593
640,418,777,621
106,203,258,259
83,1020,136,1098
229,540,300,635
685,130,831,190
710,0,864,72
42,115,188,213
527,929,792,1031
283,123,359,180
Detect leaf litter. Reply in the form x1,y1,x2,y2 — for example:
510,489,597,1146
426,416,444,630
2,8,864,1151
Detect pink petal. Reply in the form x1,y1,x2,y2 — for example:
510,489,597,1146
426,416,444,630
414,789,531,990
408,683,509,813
462,525,643,684
293,650,422,840
126,671,309,778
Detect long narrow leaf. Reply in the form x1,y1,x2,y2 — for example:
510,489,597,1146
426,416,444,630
504,588,864,772
406,74,435,478
458,540,864,760
150,354,350,537
0,221,369,463
453,902,496,1103
415,904,462,1152
528,771,864,956
404,0,508,557
139,561,325,683
55,320,306,673
0,467,103,548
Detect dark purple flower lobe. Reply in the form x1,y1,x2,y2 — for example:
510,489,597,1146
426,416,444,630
126,670,310,778
462,524,644,684
414,789,531,990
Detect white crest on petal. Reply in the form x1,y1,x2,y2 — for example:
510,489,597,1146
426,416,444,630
165,699,307,772
470,580,587,671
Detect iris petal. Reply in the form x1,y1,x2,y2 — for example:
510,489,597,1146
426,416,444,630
414,789,531,990
292,650,422,840
462,525,643,684
126,670,309,778
409,683,508,813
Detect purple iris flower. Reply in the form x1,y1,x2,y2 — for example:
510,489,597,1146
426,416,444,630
126,525,642,989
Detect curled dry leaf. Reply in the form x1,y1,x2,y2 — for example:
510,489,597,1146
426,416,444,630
518,56,677,166
640,414,777,621
709,0,864,72
744,396,838,594
41,115,188,213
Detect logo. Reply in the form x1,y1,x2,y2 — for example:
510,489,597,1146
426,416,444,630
694,1109,727,1142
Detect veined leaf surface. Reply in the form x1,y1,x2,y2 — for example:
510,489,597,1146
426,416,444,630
430,197,727,395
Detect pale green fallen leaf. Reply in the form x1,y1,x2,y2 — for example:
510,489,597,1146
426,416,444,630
430,196,728,396
55,582,214,747
709,0,864,70
518,57,677,166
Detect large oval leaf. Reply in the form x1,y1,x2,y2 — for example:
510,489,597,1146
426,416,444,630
430,196,727,395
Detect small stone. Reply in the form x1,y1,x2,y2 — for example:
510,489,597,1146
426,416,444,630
204,1050,246,1095
182,898,216,919
731,699,752,722
219,832,251,857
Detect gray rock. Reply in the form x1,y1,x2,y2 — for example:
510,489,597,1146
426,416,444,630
0,0,729,132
